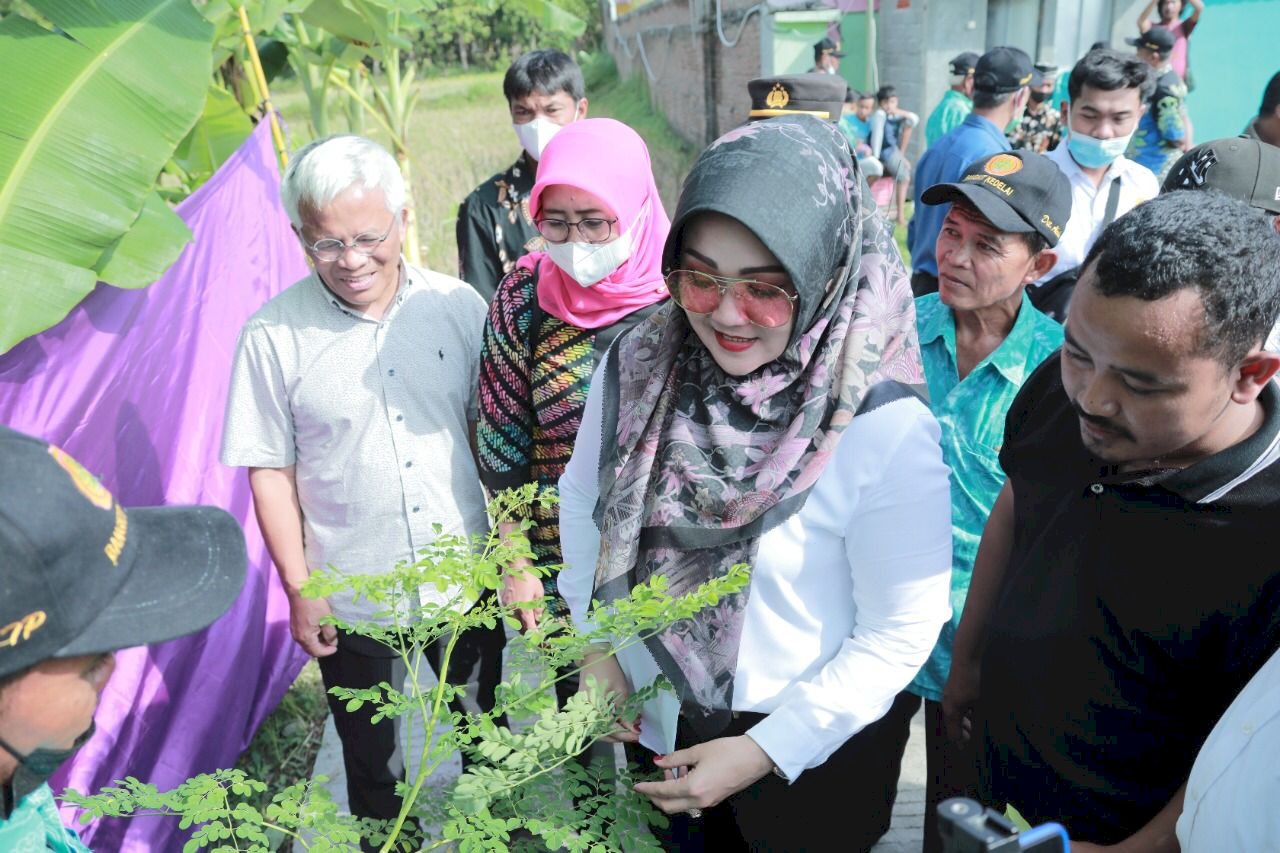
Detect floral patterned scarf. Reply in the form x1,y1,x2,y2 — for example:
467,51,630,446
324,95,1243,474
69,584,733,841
591,116,924,735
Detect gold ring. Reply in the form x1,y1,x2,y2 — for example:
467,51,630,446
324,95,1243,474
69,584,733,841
686,808,703,819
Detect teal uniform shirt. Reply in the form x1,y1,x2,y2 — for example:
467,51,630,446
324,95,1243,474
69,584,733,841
907,292,1063,701
925,89,973,146
0,784,92,853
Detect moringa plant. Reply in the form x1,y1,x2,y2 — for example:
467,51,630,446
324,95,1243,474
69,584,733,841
67,483,749,852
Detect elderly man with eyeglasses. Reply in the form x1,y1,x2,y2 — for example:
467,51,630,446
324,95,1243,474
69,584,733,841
220,134,500,851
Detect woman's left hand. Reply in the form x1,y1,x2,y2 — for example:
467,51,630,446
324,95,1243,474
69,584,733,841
634,736,775,813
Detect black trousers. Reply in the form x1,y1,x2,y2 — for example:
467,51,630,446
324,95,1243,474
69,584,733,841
920,697,982,853
316,597,506,847
911,270,939,298
633,689,919,852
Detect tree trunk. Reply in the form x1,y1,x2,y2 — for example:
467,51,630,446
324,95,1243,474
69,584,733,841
395,149,423,267
457,31,468,70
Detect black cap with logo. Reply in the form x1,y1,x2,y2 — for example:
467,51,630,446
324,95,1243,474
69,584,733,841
1126,27,1175,55
748,74,846,124
921,150,1073,246
973,46,1035,94
1031,62,1059,88
1162,136,1280,215
949,52,980,76
0,427,247,679
814,37,845,60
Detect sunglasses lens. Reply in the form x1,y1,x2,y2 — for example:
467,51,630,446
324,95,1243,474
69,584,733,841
667,271,795,328
737,282,794,328
671,271,722,314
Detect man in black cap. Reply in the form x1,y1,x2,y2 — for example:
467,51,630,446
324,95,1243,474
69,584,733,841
925,52,979,146
810,36,845,75
899,149,1069,853
908,46,1034,296
1246,70,1280,148
943,189,1280,848
0,427,247,848
1125,27,1188,179
1008,64,1062,154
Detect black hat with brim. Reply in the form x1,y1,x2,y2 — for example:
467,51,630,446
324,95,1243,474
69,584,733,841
748,74,846,123
973,46,1035,94
814,37,845,58
949,52,980,75
1163,136,1280,215
0,427,247,678
921,150,1072,246
1126,27,1175,54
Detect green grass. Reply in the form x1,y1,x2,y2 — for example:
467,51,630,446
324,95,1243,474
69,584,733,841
233,661,327,848
271,55,696,276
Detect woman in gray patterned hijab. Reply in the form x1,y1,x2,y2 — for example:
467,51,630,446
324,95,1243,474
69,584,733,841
559,115,952,849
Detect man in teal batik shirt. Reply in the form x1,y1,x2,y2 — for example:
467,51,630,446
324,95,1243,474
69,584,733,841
892,149,1070,853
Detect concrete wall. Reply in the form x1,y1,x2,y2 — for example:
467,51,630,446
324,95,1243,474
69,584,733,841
608,0,767,147
876,0,987,163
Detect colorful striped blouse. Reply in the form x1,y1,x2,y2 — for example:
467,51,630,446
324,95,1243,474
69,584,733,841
477,264,662,611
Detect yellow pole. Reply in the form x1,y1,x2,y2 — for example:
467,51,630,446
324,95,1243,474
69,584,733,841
237,4,289,170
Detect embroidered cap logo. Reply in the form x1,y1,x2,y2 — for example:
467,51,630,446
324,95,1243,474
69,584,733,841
984,154,1023,177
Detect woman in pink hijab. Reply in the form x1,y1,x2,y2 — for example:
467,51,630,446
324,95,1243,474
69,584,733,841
476,117,671,706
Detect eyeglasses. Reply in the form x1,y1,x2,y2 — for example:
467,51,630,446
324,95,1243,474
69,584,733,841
304,214,399,262
535,216,617,245
665,270,798,328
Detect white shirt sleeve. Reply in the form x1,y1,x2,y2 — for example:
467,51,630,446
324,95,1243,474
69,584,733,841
558,359,607,634
219,322,295,469
745,405,953,781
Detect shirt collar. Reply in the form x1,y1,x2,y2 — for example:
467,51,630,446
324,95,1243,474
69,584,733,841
962,112,1007,143
918,290,1044,386
317,259,410,323
1100,381,1280,504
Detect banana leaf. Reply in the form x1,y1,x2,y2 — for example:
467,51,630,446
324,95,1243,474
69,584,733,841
172,83,255,189
0,0,213,354
509,0,587,37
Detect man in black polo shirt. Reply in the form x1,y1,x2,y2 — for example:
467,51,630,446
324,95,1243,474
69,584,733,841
942,190,1280,848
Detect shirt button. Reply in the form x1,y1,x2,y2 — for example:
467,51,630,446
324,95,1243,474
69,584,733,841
1242,722,1255,735
413,506,420,513
388,368,395,376
396,414,404,422
1090,483,1104,494
405,461,413,468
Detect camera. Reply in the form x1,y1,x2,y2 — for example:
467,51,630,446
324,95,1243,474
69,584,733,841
937,797,1070,853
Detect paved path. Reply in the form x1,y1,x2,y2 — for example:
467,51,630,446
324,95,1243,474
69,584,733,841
313,647,928,852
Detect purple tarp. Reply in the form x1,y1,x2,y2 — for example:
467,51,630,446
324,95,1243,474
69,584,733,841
0,120,311,851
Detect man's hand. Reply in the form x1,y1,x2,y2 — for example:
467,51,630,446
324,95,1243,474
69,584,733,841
499,567,544,633
578,651,640,742
942,656,980,744
635,736,775,813
288,593,337,657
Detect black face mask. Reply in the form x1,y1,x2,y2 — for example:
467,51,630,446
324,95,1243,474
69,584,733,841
1029,89,1051,104
0,722,94,818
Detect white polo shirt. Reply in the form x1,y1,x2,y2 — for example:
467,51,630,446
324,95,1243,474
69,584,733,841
1036,143,1158,284
1177,644,1280,852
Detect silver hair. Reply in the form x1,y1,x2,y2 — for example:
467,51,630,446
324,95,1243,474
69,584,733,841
280,135,405,228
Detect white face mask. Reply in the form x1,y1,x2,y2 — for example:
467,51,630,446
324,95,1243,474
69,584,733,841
545,201,649,287
513,116,565,161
